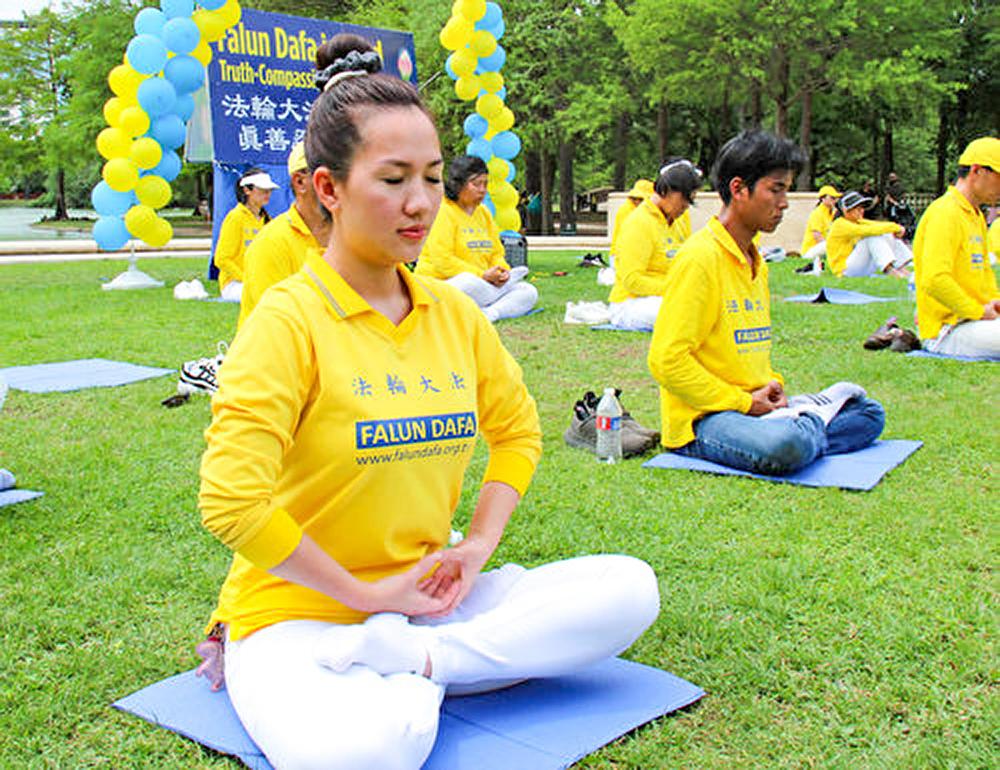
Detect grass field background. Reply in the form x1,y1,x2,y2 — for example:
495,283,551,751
0,251,995,768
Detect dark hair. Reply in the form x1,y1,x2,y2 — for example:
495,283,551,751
306,34,432,182
235,167,271,223
654,157,702,203
712,131,805,205
444,155,488,201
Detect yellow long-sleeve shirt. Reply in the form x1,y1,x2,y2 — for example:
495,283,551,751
989,217,999,260
214,203,265,289
912,186,998,340
200,251,541,640
609,198,639,258
826,217,901,276
609,199,691,302
237,204,321,328
648,216,781,448
799,203,834,254
414,199,509,280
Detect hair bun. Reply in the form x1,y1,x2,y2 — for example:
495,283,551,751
315,50,383,92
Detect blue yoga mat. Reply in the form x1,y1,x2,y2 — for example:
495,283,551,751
906,349,999,363
590,323,652,333
643,439,922,491
0,489,44,507
113,657,704,770
0,359,174,393
785,287,900,304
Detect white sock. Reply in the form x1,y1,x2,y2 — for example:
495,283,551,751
314,613,430,676
787,381,866,425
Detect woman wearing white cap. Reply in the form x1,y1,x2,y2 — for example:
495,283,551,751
214,168,279,302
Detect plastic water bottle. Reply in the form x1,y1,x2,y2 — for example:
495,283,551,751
595,388,623,464
907,274,916,300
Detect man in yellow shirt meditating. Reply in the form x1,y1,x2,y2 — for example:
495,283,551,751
648,131,885,475
912,136,1000,358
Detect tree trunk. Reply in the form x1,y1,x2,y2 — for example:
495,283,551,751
557,140,576,234
881,117,894,190
656,101,669,161
612,112,628,190
53,167,68,220
524,150,541,235
774,49,789,138
540,150,554,236
749,81,762,129
935,103,949,195
796,88,813,191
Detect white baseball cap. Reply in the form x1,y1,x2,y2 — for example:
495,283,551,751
240,172,279,190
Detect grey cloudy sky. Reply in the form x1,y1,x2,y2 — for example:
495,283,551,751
0,0,66,22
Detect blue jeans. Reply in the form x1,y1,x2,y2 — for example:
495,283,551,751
677,397,886,475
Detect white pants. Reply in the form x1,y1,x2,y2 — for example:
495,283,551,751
220,280,243,302
447,266,538,322
608,296,661,331
225,554,660,770
924,318,1000,358
842,235,912,277
802,241,827,274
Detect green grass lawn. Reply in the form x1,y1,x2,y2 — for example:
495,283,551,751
0,252,996,768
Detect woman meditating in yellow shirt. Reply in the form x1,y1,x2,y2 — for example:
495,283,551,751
195,34,659,770
798,184,840,273
607,159,701,330
415,155,538,322
826,190,911,278
213,168,278,302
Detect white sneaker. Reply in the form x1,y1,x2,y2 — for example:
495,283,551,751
762,382,866,424
187,278,209,300
178,341,228,395
564,301,611,325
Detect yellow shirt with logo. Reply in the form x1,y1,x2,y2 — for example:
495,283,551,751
200,251,541,640
912,186,998,340
214,203,265,289
825,217,900,276
609,199,691,302
648,217,781,448
238,204,321,328
610,198,639,257
414,199,509,280
799,203,834,253
988,217,999,261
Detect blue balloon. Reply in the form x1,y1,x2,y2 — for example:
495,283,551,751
94,216,130,251
150,114,186,149
162,17,200,55
138,76,177,117
489,19,505,41
126,34,168,75
478,45,506,73
164,54,204,94
492,131,521,160
160,0,194,19
467,138,492,162
483,197,496,216
496,86,507,101
151,149,182,182
173,92,195,122
445,54,458,81
134,7,166,37
506,163,516,183
91,181,133,216
478,3,502,29
197,0,226,9
463,113,488,139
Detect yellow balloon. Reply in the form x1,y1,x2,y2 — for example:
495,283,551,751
476,93,503,120
124,204,157,237
193,9,228,43
96,127,132,160
487,158,510,179
456,0,486,22
451,47,477,78
479,71,503,93
129,138,163,171
217,0,242,29
191,38,213,66
135,175,172,208
489,182,518,209
470,30,497,58
490,106,515,133
103,158,139,192
439,16,473,51
108,64,144,99
494,208,521,232
118,106,150,138
454,76,480,101
144,217,173,248
103,97,125,127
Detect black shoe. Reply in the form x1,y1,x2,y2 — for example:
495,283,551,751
863,317,900,350
888,328,921,352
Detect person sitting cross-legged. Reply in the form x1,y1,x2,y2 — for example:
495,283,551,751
826,190,912,278
648,131,886,476
415,155,538,322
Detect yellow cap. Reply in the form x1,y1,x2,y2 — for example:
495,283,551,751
958,137,1000,169
626,179,655,199
287,141,307,175
817,185,841,198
